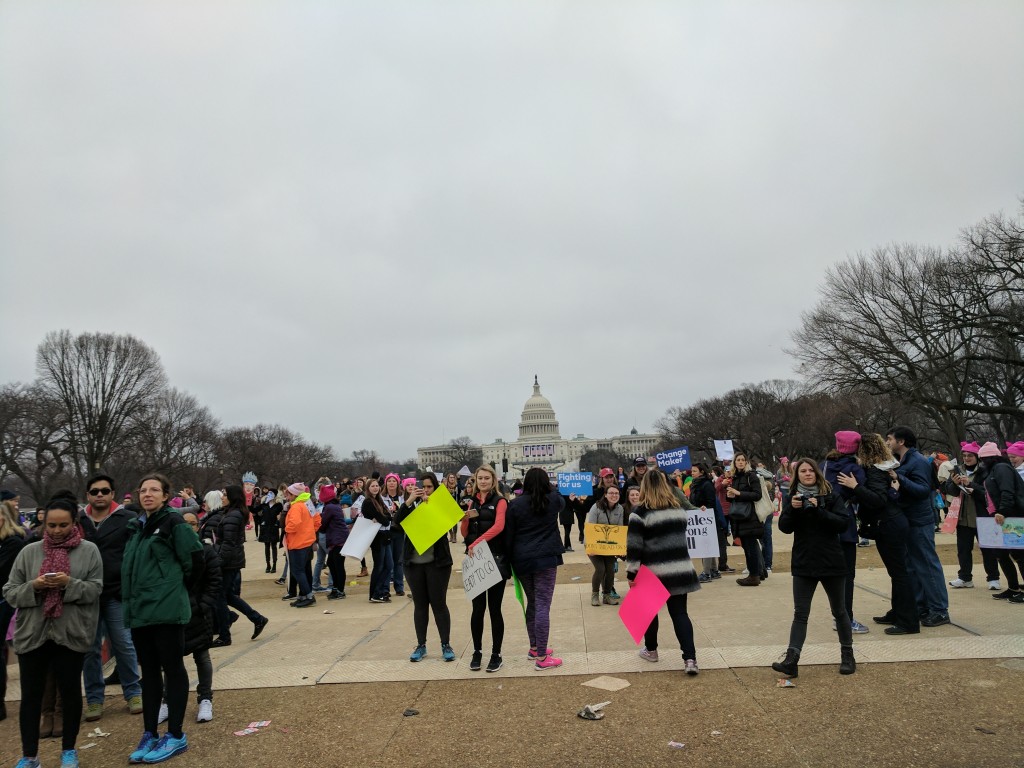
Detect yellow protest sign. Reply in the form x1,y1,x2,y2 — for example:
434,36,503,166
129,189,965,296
584,523,628,556
400,484,465,555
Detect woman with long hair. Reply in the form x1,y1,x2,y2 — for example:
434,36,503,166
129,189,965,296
444,473,460,543
727,453,766,586
625,469,702,674
212,485,268,646
506,468,566,669
397,473,455,662
361,479,395,604
688,463,720,582
585,484,623,606
461,465,508,673
773,459,855,678
382,474,406,597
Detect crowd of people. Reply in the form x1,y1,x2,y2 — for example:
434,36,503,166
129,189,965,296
1,426,1022,767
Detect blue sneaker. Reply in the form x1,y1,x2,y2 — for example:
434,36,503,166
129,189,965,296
851,620,870,634
15,758,41,768
129,733,159,764
142,733,188,764
441,643,456,662
61,749,80,767
409,644,427,662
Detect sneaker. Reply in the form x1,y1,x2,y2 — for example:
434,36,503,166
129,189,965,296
639,647,659,663
563,546,574,552
157,702,169,725
369,596,385,603
591,593,600,606
328,589,345,600
281,593,297,600
921,612,951,627
857,538,871,547
710,570,722,580
410,644,427,662
742,568,749,575
441,644,456,662
987,580,1001,590
291,596,316,608
1008,592,1024,604
251,616,269,640
129,732,159,764
15,759,41,768
851,620,870,634
469,650,483,671
312,586,330,593
992,589,1016,600
485,653,503,673
535,655,563,670
85,701,104,721
395,590,405,597
684,659,699,676
210,637,231,647
528,647,553,659
273,578,286,585
609,589,621,599
128,695,144,715
141,732,188,764
61,750,80,768
602,593,620,605
948,578,974,589
720,566,736,573
698,573,712,583
196,699,213,723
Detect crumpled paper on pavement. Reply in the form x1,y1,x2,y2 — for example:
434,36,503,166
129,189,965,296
577,701,611,720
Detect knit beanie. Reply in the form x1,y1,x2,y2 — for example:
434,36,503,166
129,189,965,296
318,484,336,503
1007,442,1024,458
287,482,306,496
960,441,981,455
977,442,1001,459
835,431,862,455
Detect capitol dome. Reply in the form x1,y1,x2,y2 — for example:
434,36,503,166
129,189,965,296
518,376,561,440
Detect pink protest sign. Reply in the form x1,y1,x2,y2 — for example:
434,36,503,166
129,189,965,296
939,496,960,534
618,565,670,644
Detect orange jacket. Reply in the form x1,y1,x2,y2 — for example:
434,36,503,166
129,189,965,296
284,494,319,550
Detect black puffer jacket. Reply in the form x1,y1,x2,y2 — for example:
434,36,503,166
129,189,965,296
0,533,27,593
778,490,850,578
258,504,281,544
217,507,248,570
183,542,222,655
983,460,1024,516
729,470,765,538
89,506,136,601
689,476,717,510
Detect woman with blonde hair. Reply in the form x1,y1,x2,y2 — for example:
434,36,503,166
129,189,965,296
625,469,702,674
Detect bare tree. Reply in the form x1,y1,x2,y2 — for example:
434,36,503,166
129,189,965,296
0,382,75,504
439,437,483,474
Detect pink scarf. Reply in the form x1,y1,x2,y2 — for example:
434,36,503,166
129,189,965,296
39,524,83,619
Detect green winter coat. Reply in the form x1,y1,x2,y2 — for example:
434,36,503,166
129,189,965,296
121,506,204,629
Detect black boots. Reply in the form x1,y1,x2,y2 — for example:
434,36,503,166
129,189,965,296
772,648,800,678
839,646,856,675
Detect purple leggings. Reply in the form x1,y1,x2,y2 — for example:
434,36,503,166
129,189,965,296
520,567,557,655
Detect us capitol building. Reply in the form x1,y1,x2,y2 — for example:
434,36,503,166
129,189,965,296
416,377,658,479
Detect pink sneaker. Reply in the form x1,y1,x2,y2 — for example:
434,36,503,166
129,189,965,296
528,647,554,659
684,659,699,675
639,647,659,663
534,655,563,670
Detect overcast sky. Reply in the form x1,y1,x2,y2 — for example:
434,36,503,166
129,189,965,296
2,1,1022,459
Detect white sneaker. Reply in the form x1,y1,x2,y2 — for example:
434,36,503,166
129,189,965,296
948,578,974,589
766,568,773,574
196,699,213,723
988,580,1001,590
157,702,169,725
742,569,749,575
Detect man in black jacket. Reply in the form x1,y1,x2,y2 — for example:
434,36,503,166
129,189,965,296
81,473,143,722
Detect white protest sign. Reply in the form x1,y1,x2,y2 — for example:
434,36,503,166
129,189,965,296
341,516,382,560
714,440,735,462
685,507,720,559
977,516,1024,549
461,539,503,601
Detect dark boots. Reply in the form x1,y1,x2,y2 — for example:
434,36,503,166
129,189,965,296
839,646,856,675
772,648,800,677
736,574,761,587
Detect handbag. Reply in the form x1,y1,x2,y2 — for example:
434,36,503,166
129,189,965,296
729,500,754,522
754,476,774,522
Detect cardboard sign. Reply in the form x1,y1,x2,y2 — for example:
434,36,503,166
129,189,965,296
655,446,692,473
584,523,628,556
618,565,670,644
558,472,593,495
462,539,504,601
400,485,465,555
685,507,720,559
714,440,735,462
341,517,381,560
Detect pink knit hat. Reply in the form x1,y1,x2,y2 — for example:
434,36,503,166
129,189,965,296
835,431,862,455
318,484,336,503
977,441,1001,458
401,478,417,489
1007,442,1024,458
960,441,982,455
287,482,306,496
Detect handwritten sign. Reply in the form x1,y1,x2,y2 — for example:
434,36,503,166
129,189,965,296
685,507,720,559
462,540,504,601
939,496,961,534
977,517,1024,549
400,485,465,555
341,517,381,560
714,440,735,462
618,565,670,644
655,446,692,473
558,472,593,495
584,523,628,556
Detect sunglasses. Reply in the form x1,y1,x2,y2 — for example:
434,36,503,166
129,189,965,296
88,488,113,496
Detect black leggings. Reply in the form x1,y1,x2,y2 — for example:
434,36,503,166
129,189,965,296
788,575,852,652
132,624,188,738
644,593,696,660
996,549,1024,590
326,547,347,592
17,641,84,756
264,540,278,568
562,522,573,549
405,563,453,645
470,579,506,654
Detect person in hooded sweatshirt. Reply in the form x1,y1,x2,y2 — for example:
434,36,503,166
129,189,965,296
821,431,869,634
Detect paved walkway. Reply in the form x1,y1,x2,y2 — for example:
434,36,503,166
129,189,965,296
4,530,1022,700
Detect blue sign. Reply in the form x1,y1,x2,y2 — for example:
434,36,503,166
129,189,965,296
557,472,593,495
655,446,692,472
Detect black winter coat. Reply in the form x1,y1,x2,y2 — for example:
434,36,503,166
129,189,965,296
217,507,248,570
778,490,850,578
89,507,136,601
689,476,717,511
257,504,281,544
983,461,1024,516
505,491,565,577
200,510,224,545
850,466,903,535
0,533,27,593
729,470,764,538
183,542,222,655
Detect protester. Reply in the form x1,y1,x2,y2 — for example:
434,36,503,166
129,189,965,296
625,469,701,674
358,478,393,603
213,485,269,644
444,473,460,543
726,453,766,586
688,463,720,582
319,485,350,601
1008,442,1024,480
560,492,581,552
81,473,144,721
396,474,455,662
0,500,29,722
506,468,566,669
179,511,221,723
283,483,319,608
977,442,1024,603
773,459,856,677
626,486,641,512
586,483,623,604
4,494,103,768
755,461,776,574
461,464,509,673
258,486,282,574
943,443,1000,590
383,474,407,598
122,473,204,765
625,456,649,491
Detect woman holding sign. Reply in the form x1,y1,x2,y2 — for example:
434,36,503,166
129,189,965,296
361,480,395,604
625,469,702,675
461,465,509,673
585,486,624,606
397,474,455,663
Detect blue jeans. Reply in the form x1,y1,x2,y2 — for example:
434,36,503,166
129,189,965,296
905,523,949,614
313,533,331,588
369,537,394,599
288,547,313,598
83,597,142,705
389,528,406,593
761,515,774,570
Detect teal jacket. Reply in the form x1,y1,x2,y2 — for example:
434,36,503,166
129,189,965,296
121,506,204,629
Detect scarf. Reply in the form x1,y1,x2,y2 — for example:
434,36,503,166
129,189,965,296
39,523,83,619
796,483,820,497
